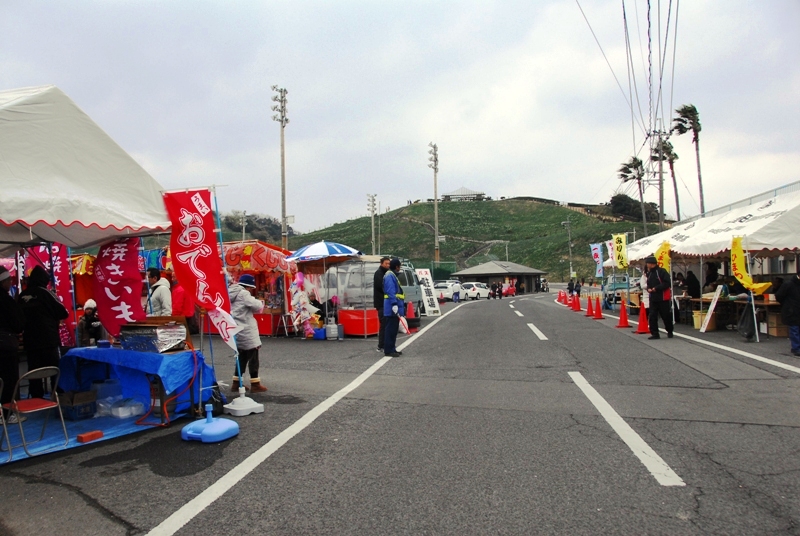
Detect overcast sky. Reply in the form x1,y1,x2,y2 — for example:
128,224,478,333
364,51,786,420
2,1,798,233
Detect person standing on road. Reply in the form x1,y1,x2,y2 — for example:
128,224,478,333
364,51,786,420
229,274,267,392
639,266,650,318
0,267,25,423
373,256,390,353
645,255,673,339
775,268,800,356
19,265,69,398
382,258,405,357
574,279,582,298
567,279,575,296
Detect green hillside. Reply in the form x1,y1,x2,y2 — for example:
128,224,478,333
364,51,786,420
287,199,661,282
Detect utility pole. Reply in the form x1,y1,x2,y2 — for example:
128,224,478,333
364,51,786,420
428,142,439,263
271,85,289,250
505,241,509,261
241,210,246,241
561,217,573,278
367,194,377,255
377,201,381,255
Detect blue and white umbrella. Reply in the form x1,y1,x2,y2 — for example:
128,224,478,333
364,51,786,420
286,240,362,262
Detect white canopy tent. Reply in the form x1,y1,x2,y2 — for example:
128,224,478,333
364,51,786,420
0,85,170,255
604,190,800,266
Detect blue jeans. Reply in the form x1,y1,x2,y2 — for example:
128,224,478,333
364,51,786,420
790,325,800,353
384,315,400,355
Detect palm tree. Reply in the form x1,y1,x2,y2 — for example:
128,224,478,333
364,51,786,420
651,139,680,221
618,156,648,236
672,104,704,214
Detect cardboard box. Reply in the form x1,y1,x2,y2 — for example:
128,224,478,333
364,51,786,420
767,312,783,328
769,325,789,337
59,390,97,421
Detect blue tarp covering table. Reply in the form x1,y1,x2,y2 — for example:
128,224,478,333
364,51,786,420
61,347,216,411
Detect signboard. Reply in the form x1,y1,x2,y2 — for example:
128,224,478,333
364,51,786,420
700,285,723,333
415,269,441,317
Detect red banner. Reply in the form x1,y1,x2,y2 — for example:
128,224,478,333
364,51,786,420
25,243,72,309
92,238,146,337
163,190,241,350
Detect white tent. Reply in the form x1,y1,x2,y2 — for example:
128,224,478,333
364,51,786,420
0,85,169,255
604,189,800,266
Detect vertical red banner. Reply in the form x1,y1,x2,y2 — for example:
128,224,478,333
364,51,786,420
92,238,146,337
162,189,241,350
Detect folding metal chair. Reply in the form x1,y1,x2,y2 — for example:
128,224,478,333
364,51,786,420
0,378,11,462
1,367,69,458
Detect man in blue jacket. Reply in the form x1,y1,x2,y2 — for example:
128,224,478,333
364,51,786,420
383,258,406,357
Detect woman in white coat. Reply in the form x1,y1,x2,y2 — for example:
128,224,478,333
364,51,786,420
229,274,266,392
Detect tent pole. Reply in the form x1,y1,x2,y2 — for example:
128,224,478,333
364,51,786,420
67,247,79,346
744,236,760,343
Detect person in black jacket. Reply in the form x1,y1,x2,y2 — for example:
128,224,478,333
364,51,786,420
373,257,390,353
775,269,800,356
685,270,702,299
0,267,25,420
645,255,673,339
19,265,69,398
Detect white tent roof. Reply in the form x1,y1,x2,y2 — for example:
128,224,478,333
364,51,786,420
0,85,169,254
605,189,800,265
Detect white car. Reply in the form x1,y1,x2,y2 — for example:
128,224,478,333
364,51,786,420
461,282,490,300
433,281,462,301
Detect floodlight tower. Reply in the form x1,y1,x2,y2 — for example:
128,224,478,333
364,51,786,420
367,194,377,255
428,142,439,263
271,86,289,249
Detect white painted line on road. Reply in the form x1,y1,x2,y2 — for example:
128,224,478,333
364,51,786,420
527,323,548,340
603,314,800,375
568,372,685,487
510,300,516,304
514,310,524,317
509,304,515,309
147,304,468,536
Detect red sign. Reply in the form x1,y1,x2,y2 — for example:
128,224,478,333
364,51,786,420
92,238,146,337
25,243,72,309
163,190,241,350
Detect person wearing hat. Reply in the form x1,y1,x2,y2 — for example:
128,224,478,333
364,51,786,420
775,266,800,356
19,265,69,398
382,258,405,357
77,299,105,347
645,255,673,339
0,266,25,423
229,274,267,392
373,257,391,353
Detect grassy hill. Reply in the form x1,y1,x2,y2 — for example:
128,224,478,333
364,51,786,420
285,199,661,282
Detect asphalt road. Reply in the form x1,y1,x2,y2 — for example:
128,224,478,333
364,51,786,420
2,292,800,535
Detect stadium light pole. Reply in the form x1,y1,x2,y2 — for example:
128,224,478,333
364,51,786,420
271,85,289,249
367,194,377,255
428,142,439,263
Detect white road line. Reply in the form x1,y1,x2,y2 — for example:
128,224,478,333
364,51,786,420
509,300,516,304
509,304,515,309
527,323,548,340
147,304,468,536
568,372,685,487
514,310,524,317
603,314,800,375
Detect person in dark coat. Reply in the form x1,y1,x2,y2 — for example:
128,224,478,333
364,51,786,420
775,269,800,356
0,267,25,422
685,271,701,299
77,299,104,347
18,265,69,397
373,257,390,353
645,255,673,339
382,258,405,357
567,279,575,295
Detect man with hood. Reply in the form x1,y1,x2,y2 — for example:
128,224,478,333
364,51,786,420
382,258,405,357
373,257,390,353
19,265,69,398
146,268,172,317
229,274,267,392
645,255,673,339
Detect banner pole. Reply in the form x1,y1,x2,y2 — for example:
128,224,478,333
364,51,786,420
140,238,154,315
67,247,79,346
744,235,760,343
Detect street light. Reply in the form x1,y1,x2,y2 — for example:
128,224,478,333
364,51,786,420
367,194,377,255
561,217,573,278
428,142,439,263
271,85,289,249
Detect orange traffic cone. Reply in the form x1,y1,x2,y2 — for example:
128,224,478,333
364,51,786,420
585,296,594,317
565,293,571,307
406,302,419,333
593,296,604,319
634,302,650,334
559,291,566,304
573,295,582,312
615,301,631,328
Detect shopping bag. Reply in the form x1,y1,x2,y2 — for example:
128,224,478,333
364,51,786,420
398,316,409,334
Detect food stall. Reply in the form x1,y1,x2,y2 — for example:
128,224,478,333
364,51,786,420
222,241,297,336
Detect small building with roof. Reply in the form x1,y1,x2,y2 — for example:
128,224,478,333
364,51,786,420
450,260,548,293
442,187,486,202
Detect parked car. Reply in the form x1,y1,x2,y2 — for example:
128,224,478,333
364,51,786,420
462,282,490,300
502,284,516,297
603,274,630,303
434,281,461,301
